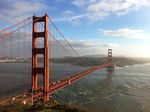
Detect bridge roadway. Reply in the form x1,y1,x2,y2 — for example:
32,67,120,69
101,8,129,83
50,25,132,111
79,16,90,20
26,63,112,103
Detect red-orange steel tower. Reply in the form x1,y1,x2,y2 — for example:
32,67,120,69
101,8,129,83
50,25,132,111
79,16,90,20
107,49,113,72
108,49,112,64
32,14,50,102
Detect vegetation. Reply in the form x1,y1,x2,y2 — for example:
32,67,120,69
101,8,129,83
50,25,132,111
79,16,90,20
0,99,88,112
51,56,150,67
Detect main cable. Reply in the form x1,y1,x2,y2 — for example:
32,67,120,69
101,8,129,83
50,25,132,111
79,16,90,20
0,17,32,34
39,23,89,66
0,16,42,41
48,16,93,66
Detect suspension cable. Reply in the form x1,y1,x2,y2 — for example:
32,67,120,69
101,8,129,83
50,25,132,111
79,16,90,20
48,16,93,66
40,23,89,66
0,16,42,41
49,32,88,66
0,17,32,34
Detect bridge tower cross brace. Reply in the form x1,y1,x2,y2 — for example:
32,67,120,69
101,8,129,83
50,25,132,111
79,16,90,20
32,14,50,102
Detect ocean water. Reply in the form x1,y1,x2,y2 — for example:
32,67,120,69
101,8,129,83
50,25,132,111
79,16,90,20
53,64,150,112
1,63,150,112
0,63,88,97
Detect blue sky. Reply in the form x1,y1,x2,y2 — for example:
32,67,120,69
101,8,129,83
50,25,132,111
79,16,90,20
0,0,150,57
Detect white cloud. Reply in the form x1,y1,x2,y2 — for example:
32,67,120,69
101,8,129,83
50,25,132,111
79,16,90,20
72,0,97,7
50,39,119,56
69,40,119,49
0,0,48,23
43,39,119,57
87,12,110,22
55,10,88,25
87,0,149,16
99,28,150,39
101,43,120,48
1,0,149,24
60,39,118,56
67,0,150,23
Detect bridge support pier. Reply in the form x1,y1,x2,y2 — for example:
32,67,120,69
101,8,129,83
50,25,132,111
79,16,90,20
32,14,50,102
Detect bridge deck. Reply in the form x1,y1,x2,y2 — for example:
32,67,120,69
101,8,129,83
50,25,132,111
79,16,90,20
0,63,111,104
27,63,111,102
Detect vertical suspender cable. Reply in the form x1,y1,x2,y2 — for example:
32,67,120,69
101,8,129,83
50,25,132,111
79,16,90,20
17,24,20,96
29,20,31,91
24,20,26,94
10,32,12,96
1,39,4,97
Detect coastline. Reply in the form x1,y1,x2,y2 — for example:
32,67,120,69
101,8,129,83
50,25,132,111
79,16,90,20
0,98,88,112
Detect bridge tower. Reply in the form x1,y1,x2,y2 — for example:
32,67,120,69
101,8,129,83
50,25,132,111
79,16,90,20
108,49,112,64
32,14,50,102
107,49,114,72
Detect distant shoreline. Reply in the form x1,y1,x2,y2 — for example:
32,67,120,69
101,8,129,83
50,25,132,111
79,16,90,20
120,62,150,68
51,57,150,67
0,57,150,68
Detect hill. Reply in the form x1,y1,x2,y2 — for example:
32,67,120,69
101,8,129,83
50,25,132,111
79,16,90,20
51,57,150,67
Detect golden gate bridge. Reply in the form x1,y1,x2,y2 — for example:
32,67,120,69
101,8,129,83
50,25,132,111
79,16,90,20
0,14,114,104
